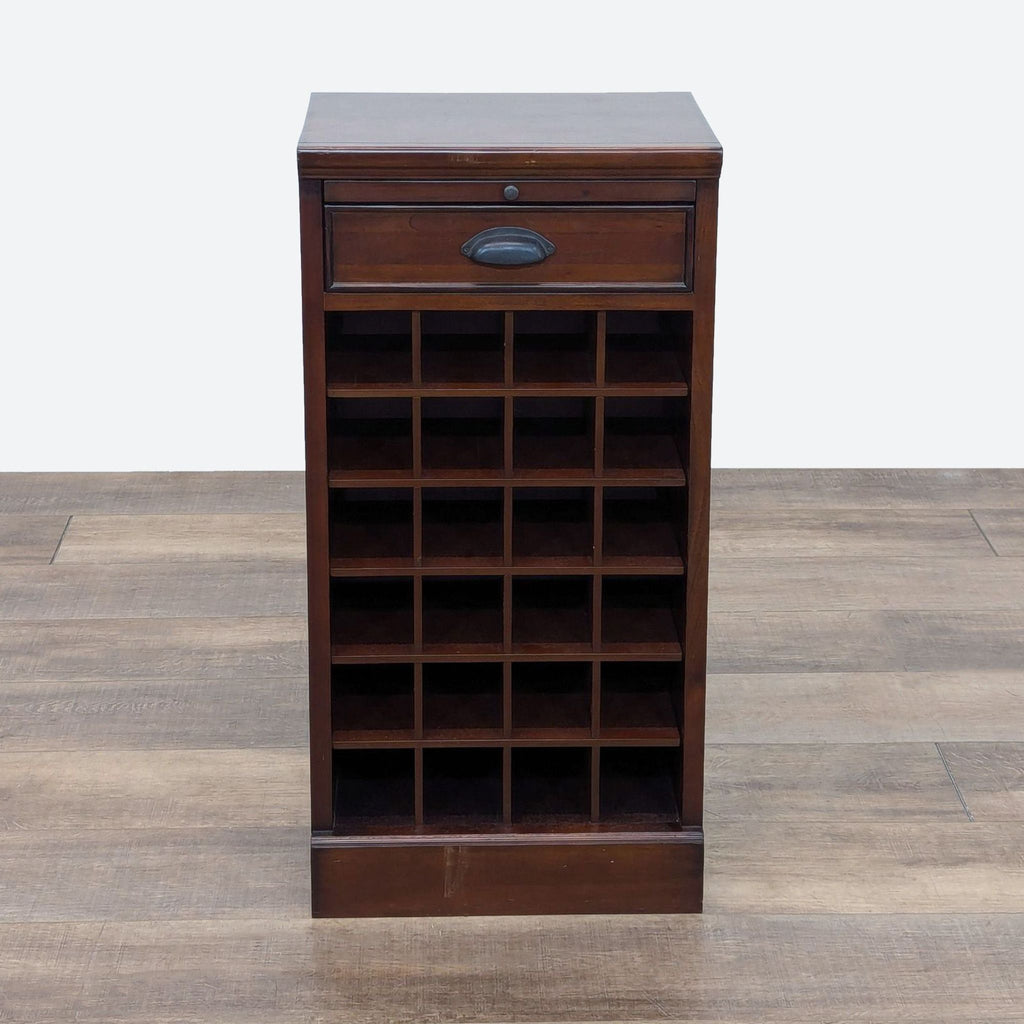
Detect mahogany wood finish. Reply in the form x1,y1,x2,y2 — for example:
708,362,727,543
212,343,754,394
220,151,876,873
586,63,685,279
325,206,693,290
298,92,721,916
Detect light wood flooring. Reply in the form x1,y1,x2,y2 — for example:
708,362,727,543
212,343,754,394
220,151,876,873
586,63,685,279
1,469,1023,1022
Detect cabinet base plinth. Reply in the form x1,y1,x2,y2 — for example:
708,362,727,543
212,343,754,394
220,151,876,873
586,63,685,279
311,833,703,917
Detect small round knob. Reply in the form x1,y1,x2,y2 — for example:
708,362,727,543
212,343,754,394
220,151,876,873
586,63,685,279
503,184,520,201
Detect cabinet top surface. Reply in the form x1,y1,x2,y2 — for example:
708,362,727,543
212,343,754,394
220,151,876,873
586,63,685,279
298,93,720,172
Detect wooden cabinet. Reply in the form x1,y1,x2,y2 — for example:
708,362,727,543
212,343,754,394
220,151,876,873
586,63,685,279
298,92,721,916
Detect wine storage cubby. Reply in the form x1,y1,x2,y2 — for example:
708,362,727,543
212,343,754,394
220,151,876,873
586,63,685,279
322,310,694,835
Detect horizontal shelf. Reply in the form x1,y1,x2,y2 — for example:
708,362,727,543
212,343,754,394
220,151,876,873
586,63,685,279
332,735,682,749
330,643,684,660
330,649,684,664
328,472,686,487
327,384,689,398
329,562,684,576
320,822,693,840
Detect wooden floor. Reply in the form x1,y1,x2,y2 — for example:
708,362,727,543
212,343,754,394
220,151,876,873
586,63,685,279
2,468,1023,1022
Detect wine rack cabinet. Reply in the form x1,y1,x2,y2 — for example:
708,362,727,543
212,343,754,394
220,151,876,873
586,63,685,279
299,93,721,916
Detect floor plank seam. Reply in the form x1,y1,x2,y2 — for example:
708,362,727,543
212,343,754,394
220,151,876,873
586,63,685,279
47,515,72,564
936,743,975,821
969,508,1002,556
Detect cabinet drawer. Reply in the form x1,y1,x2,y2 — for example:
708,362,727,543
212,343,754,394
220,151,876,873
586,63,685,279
325,205,692,291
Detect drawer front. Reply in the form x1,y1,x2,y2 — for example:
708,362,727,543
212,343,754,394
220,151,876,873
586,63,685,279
325,205,692,291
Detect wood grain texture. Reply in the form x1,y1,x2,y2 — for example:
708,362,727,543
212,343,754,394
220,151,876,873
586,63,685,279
711,510,993,557
710,556,1024,611
706,671,1024,743
1,915,1023,1022
707,822,1024,913
705,743,962,820
0,472,305,515
0,562,305,620
940,743,1024,820
0,828,307,922
0,677,307,751
313,840,702,917
0,616,306,681
326,205,691,290
711,468,1024,510
971,510,1024,555
3,470,1020,516
0,749,307,829
56,514,306,563
301,92,721,152
0,516,67,564
0,468,1019,1015
708,610,1024,673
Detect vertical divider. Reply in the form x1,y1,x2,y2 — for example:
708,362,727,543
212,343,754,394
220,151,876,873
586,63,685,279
592,484,603,567
414,660,425,826
502,574,513,653
414,745,424,827
503,660,513,738
503,486,513,564
591,660,601,739
413,486,423,566
590,744,601,822
503,310,515,386
593,395,605,478
414,661,424,738
413,574,423,652
594,311,606,386
502,745,513,824
503,395,515,478
411,311,422,386
591,573,602,653
412,396,423,478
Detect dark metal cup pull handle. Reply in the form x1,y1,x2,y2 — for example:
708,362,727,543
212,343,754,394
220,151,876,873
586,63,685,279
460,226,556,267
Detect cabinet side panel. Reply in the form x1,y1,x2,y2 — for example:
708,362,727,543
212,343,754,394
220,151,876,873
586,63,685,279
299,176,333,832
681,177,718,826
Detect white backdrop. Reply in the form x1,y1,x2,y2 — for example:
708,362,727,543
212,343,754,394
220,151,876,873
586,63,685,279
1,1,1021,470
